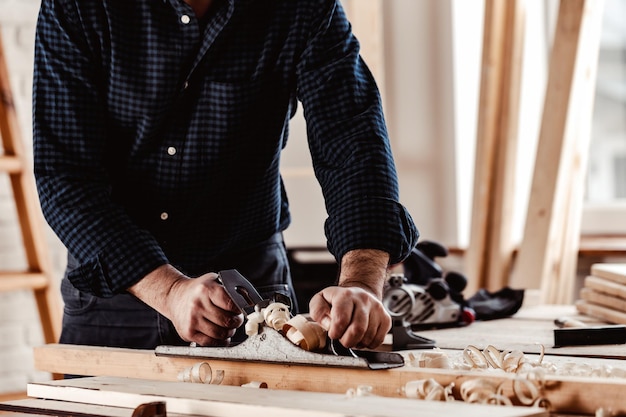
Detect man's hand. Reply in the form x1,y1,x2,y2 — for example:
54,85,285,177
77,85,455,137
128,265,244,346
308,249,392,349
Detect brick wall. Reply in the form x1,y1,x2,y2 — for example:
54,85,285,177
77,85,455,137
0,1,66,393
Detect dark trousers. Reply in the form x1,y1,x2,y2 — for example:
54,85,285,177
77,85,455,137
59,233,297,349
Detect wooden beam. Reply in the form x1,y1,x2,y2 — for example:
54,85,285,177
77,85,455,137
466,0,525,293
24,376,547,417
1,399,175,417
510,0,605,304
0,272,49,291
32,344,626,415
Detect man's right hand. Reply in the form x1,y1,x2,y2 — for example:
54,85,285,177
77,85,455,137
128,265,244,346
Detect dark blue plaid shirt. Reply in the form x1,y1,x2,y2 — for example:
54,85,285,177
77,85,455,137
33,0,418,297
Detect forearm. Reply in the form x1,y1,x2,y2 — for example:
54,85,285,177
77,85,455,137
338,249,389,299
128,265,243,346
127,264,189,318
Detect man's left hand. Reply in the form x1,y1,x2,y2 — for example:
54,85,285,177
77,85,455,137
308,285,391,349
308,248,392,349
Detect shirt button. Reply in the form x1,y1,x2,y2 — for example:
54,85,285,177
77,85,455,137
181,14,191,24
160,212,169,221
167,146,177,156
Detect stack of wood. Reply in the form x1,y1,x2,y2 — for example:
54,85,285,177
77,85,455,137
576,264,626,324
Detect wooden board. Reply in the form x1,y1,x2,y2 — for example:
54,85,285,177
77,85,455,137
32,343,626,416
0,399,191,417
584,275,626,299
465,0,524,294
590,264,626,285
580,287,626,313
26,376,547,417
576,300,626,325
510,0,604,304
413,304,626,358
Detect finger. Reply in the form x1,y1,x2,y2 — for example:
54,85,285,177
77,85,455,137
199,297,244,330
361,303,392,349
199,275,243,314
308,291,332,327
356,314,387,349
336,299,367,348
193,319,238,343
189,331,231,347
186,308,239,344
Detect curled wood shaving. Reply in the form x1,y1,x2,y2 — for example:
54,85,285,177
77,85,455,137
402,345,554,409
346,385,375,398
283,314,328,351
245,302,292,336
177,362,223,385
461,344,544,373
244,311,266,336
263,302,291,331
407,350,452,369
403,378,454,401
595,407,616,417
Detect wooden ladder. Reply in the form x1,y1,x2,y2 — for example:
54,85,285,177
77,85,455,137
0,30,61,345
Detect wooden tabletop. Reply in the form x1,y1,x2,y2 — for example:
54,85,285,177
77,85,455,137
413,304,626,360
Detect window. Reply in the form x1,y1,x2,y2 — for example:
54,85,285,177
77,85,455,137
582,0,626,234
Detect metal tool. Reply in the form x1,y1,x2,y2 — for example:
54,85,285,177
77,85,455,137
382,241,475,350
155,269,405,370
553,317,626,347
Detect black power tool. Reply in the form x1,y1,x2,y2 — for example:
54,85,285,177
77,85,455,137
382,240,475,350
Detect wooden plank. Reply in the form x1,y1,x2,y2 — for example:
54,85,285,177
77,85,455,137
0,155,22,173
576,299,626,325
466,0,524,294
0,273,49,292
0,399,181,417
0,394,26,403
417,317,626,359
579,236,626,257
511,0,605,304
584,275,626,299
580,287,626,313
27,376,547,417
32,343,626,415
590,264,626,285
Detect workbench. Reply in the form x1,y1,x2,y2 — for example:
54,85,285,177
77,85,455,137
1,304,625,417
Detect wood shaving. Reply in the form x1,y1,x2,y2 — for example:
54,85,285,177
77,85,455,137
283,314,327,351
245,302,292,336
403,378,454,401
177,362,223,385
346,385,376,398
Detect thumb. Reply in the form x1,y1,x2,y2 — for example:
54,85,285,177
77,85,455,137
308,290,333,329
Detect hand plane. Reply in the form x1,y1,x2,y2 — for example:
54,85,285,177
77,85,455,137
155,269,405,370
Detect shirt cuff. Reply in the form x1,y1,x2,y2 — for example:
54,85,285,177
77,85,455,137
324,196,419,265
66,230,168,298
